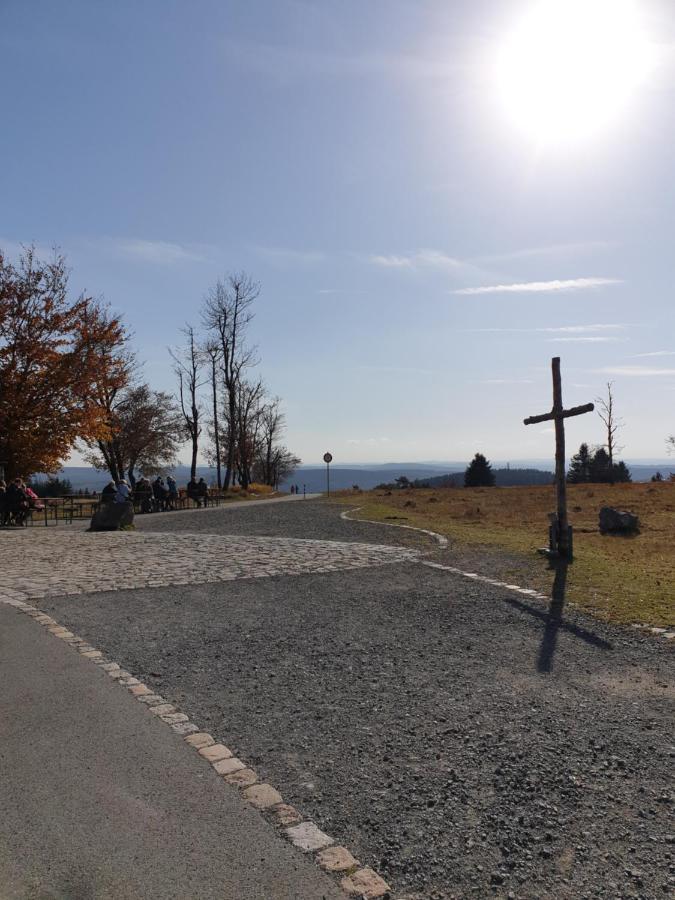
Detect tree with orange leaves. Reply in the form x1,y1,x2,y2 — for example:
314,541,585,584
0,246,130,481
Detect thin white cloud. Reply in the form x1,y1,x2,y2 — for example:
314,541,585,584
222,39,465,83
453,277,622,295
597,365,675,377
369,249,462,271
630,350,675,358
256,246,325,266
317,288,367,295
478,378,534,385
113,239,206,264
465,323,628,334
547,336,624,343
474,240,615,264
358,365,434,376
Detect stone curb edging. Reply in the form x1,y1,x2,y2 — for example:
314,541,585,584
340,508,675,644
340,507,449,549
0,593,396,900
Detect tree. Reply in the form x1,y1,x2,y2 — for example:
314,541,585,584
0,246,128,480
569,443,631,484
83,384,181,485
567,442,592,483
29,476,73,497
251,396,301,488
203,339,223,489
596,382,623,483
170,325,204,480
202,273,258,489
233,378,265,489
464,453,495,487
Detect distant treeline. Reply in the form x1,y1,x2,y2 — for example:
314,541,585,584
377,468,555,490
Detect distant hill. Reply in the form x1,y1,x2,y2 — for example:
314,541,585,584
411,468,554,488
32,459,672,493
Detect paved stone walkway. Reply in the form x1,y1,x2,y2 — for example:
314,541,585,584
0,529,420,602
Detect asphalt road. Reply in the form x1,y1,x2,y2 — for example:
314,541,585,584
21,501,675,898
0,603,343,900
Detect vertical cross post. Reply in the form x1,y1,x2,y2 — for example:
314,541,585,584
552,357,569,556
524,357,594,559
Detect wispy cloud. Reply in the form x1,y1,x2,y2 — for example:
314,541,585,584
358,365,434,376
477,378,534,385
317,288,367,295
255,246,325,266
222,39,465,84
453,277,622,295
473,241,615,264
369,249,461,271
596,365,675,377
547,336,624,343
630,350,675,358
465,323,628,334
112,239,207,265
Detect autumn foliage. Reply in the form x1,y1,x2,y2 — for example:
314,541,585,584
0,246,129,480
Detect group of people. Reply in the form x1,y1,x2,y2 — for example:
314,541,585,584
289,484,302,495
100,476,211,513
0,477,45,526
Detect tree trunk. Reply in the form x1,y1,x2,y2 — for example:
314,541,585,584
211,359,222,489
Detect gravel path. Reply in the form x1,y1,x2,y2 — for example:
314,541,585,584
133,498,432,549
37,502,674,900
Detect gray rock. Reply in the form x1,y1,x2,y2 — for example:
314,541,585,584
89,501,134,532
598,507,639,534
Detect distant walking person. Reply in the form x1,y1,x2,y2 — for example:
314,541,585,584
290,485,295,495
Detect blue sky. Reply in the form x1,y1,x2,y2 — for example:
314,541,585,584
2,0,674,465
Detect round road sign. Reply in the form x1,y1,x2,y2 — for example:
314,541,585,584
323,452,333,464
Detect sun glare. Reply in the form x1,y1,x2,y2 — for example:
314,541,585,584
496,0,655,144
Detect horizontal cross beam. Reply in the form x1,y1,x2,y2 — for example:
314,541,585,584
523,402,594,426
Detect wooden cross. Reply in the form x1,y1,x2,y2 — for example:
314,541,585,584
523,357,594,558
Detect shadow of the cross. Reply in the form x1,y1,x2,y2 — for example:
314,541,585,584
499,561,613,673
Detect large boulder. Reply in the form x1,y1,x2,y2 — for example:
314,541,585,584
599,506,639,534
89,501,134,532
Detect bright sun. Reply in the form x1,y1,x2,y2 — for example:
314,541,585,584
496,0,655,144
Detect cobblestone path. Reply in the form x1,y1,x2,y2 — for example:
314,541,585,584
0,529,420,602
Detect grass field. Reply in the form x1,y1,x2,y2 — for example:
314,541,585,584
335,482,675,629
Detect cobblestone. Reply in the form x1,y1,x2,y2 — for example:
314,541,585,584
0,529,419,601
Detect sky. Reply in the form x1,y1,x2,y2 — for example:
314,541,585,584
2,0,674,466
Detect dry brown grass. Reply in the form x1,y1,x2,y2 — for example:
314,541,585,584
334,482,675,628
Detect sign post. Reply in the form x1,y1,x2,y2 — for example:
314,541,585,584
323,452,333,497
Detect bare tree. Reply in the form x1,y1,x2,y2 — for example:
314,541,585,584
257,396,285,486
202,272,259,489
170,325,204,480
596,381,623,483
202,339,223,489
235,378,265,489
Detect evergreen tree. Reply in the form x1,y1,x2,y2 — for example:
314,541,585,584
464,453,496,487
569,443,631,484
589,447,611,482
612,460,632,483
567,443,591,483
